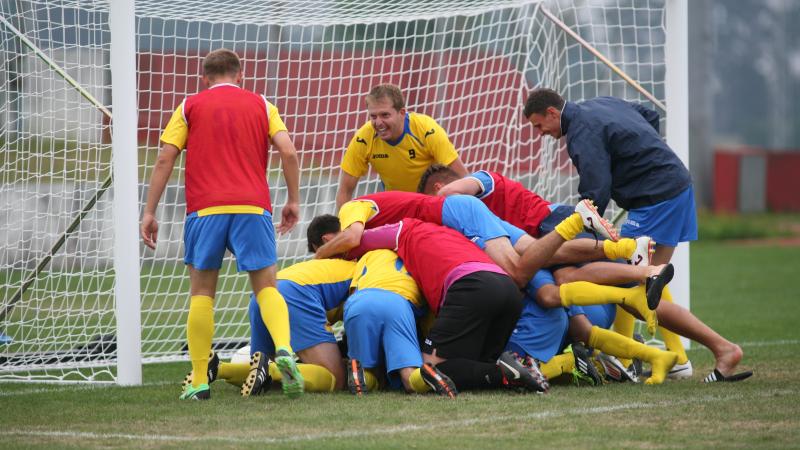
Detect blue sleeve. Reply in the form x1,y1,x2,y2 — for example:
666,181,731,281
469,170,494,199
568,125,613,215
628,102,661,133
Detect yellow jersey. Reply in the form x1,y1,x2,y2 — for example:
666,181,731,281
350,249,424,309
340,112,459,192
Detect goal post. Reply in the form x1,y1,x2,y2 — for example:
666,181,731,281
0,0,687,384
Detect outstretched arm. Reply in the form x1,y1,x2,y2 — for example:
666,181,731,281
141,143,180,249
314,222,365,259
335,171,360,211
272,130,301,234
436,176,482,197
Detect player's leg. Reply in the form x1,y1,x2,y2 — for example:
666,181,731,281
553,260,658,286
231,211,303,398
342,289,394,395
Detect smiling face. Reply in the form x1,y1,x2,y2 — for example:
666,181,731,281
527,106,563,139
367,96,406,142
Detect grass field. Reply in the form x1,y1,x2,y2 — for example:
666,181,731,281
1,240,799,449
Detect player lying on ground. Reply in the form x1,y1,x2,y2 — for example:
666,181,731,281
313,191,620,288
311,217,559,395
140,49,302,400
342,248,456,397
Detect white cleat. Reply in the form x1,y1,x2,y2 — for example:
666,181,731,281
667,360,693,380
597,352,640,383
575,199,619,241
630,236,655,266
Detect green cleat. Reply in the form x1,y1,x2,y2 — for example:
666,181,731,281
179,383,210,400
275,347,304,399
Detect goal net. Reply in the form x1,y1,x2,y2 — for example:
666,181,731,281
0,0,669,383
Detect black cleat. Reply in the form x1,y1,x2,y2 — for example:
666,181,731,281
703,368,753,383
241,351,271,397
597,352,640,383
420,363,458,398
497,351,548,393
645,263,674,310
347,358,367,396
181,351,220,390
571,342,604,386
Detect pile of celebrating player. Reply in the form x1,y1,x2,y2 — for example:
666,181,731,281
140,49,752,401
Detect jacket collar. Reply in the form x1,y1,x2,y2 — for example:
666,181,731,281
560,101,578,135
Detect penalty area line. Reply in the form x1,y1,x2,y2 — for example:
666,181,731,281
0,388,794,445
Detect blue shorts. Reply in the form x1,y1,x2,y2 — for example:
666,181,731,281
248,280,336,356
344,288,423,380
184,211,276,271
621,186,698,247
506,296,570,362
442,195,525,248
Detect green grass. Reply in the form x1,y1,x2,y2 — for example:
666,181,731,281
1,241,799,449
697,211,800,241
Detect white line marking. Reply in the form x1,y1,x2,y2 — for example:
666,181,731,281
0,381,172,397
1,389,794,445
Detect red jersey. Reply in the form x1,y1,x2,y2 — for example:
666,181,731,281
182,84,272,214
470,170,551,237
355,192,445,228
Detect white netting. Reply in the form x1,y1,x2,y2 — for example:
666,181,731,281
1,0,667,382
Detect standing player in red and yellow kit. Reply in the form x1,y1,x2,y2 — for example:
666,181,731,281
140,49,303,400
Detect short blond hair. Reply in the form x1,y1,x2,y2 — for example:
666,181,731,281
365,84,405,110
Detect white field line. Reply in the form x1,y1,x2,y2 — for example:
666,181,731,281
1,388,795,445
0,381,172,397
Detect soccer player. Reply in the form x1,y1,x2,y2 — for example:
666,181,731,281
140,49,303,400
342,248,456,397
239,258,357,395
312,216,562,393
334,84,468,209
523,88,748,381
311,190,618,289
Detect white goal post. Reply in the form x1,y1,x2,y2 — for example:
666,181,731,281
0,0,688,384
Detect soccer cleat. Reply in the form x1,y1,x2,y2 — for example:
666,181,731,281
629,236,654,266
181,351,220,390
179,383,210,400
645,263,674,310
597,352,640,383
346,358,367,396
575,199,619,242
517,353,550,393
275,348,304,398
420,363,458,399
241,351,271,397
667,360,693,380
703,368,753,383
571,342,604,386
497,351,548,393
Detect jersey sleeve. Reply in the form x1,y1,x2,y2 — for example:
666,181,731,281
469,170,495,199
340,123,372,178
338,200,377,231
160,101,188,150
264,100,289,138
347,223,402,260
421,116,459,166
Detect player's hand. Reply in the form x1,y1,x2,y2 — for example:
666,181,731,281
278,201,300,235
140,212,159,249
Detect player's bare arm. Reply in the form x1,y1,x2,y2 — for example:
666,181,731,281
314,221,365,259
335,171,360,211
140,143,180,249
436,176,481,197
272,130,301,234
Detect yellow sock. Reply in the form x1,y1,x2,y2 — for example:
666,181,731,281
554,213,584,241
603,238,636,260
364,369,380,391
560,282,657,335
588,326,676,385
658,286,689,364
255,287,293,353
408,368,431,393
539,353,575,380
297,364,337,392
187,295,214,387
218,361,250,387
612,307,637,367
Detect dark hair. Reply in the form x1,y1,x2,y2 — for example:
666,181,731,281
365,84,405,110
202,49,241,80
523,88,565,118
307,214,341,253
416,164,460,193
